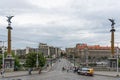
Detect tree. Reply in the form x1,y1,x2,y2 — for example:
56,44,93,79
14,56,21,68
119,59,120,67
25,52,46,68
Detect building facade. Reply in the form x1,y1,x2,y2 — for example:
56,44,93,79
13,43,61,59
38,43,61,58
66,43,119,64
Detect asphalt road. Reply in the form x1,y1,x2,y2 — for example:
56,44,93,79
0,58,119,80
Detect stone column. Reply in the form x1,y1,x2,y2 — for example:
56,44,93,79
5,16,14,72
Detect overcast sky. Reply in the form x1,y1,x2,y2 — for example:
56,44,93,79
0,0,120,49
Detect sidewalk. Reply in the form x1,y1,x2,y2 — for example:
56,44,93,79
0,71,36,78
94,71,120,77
0,67,51,78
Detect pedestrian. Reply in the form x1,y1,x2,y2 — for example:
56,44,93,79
38,67,41,74
47,64,49,67
62,67,65,71
28,68,32,75
67,67,69,72
1,70,3,75
1,69,4,77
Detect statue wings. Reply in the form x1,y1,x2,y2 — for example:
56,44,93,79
108,19,115,26
6,16,14,23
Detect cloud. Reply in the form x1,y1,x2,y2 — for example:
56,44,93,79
27,0,72,9
1,0,120,48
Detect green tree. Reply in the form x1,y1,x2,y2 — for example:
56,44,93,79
14,56,21,68
25,52,46,68
119,59,120,67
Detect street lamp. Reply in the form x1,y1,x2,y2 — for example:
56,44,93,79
115,42,120,76
73,52,75,67
36,49,39,68
116,47,119,75
85,47,88,67
0,41,6,77
48,46,52,67
2,46,5,72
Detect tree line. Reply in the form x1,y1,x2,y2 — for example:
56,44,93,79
0,51,46,70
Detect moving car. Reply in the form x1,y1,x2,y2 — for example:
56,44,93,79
77,67,94,76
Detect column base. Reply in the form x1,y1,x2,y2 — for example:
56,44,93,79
4,55,15,72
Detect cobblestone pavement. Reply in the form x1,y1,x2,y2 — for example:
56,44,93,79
0,58,119,80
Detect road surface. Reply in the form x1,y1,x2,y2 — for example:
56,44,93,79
0,58,119,80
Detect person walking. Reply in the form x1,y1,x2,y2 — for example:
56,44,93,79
1,69,4,77
28,68,32,75
67,67,69,72
38,67,41,74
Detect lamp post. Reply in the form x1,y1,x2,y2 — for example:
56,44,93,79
116,47,119,75
2,45,5,77
36,49,39,68
73,52,75,67
85,47,88,67
0,41,6,77
48,47,52,67
116,42,120,76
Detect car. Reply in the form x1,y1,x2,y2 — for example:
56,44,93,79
77,67,94,76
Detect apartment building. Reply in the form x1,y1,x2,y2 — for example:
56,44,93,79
66,43,119,63
38,43,61,58
13,43,61,59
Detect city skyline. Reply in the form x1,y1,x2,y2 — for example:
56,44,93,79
0,0,120,49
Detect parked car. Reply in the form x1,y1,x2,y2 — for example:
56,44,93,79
77,67,94,76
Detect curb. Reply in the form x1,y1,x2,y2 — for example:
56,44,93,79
94,73,120,78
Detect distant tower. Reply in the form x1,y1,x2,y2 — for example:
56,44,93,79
109,19,115,57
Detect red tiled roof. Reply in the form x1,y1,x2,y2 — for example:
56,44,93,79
76,44,111,50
